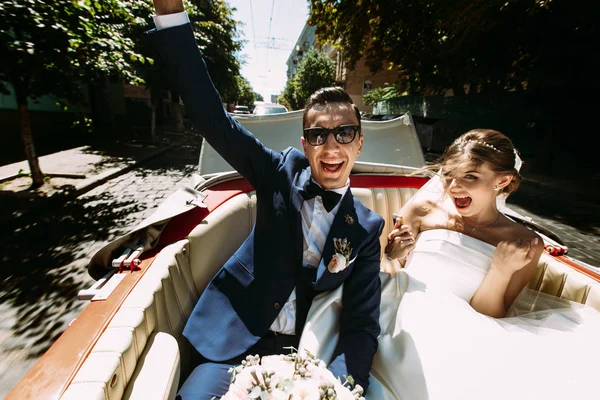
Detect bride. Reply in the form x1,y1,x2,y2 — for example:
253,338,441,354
383,128,543,318
368,129,600,400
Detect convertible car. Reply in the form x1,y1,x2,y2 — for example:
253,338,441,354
6,111,600,400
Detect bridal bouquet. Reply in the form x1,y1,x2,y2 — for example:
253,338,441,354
221,349,365,400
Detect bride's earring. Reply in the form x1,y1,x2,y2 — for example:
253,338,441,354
494,185,501,191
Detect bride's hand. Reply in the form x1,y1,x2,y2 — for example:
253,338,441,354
384,216,415,263
491,237,539,276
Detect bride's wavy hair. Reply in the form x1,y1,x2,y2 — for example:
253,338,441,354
425,129,522,196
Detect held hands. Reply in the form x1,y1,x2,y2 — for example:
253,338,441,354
153,0,184,15
491,237,539,277
382,216,415,274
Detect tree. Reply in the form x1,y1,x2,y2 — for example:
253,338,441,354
0,0,244,187
308,0,600,95
253,92,264,102
279,79,299,111
235,76,255,106
126,0,243,135
281,49,336,110
187,0,243,101
0,0,148,188
362,84,404,106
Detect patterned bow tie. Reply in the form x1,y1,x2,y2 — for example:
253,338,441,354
300,179,342,212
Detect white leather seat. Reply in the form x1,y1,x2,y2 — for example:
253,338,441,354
60,188,600,399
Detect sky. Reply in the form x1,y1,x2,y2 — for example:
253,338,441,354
225,0,309,101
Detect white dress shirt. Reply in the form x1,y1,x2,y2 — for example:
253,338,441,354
269,183,348,334
153,13,349,334
153,11,190,30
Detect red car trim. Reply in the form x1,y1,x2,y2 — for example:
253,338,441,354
8,173,596,399
5,181,254,400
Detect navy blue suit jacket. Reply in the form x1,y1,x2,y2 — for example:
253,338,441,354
151,23,384,390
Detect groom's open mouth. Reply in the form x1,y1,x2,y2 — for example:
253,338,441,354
320,160,344,173
454,195,472,209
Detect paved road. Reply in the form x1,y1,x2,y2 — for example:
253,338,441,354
0,138,201,398
507,183,600,267
0,139,598,397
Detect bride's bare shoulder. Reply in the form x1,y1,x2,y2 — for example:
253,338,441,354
405,197,443,217
498,215,544,244
517,222,540,238
403,198,448,234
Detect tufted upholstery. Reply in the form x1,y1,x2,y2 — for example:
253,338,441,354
529,253,600,310
60,187,600,399
60,240,189,400
351,187,600,311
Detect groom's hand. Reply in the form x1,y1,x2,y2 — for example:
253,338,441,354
385,216,415,260
153,0,184,15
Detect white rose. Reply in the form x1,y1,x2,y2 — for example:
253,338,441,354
290,379,321,399
261,355,295,379
328,253,347,273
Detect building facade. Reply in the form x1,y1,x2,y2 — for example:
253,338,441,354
286,25,317,81
286,24,400,113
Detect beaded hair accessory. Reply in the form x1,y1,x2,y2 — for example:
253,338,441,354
456,139,500,152
456,139,522,172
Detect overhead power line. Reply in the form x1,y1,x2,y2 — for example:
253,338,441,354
265,0,276,69
253,36,294,50
248,0,258,58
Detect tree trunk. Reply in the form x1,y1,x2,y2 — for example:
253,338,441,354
150,100,157,143
452,83,465,97
171,92,185,132
15,89,44,188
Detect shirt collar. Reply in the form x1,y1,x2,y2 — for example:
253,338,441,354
312,178,350,196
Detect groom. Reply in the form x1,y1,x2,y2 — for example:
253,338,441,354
149,1,384,397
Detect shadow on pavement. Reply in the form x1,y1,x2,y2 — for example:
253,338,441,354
0,192,145,358
0,137,202,360
507,182,600,267
508,183,600,236
80,140,171,176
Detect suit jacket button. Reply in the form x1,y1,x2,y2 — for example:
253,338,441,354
274,302,280,310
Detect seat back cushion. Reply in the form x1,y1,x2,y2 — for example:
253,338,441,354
187,188,600,311
60,239,191,400
529,253,600,311
63,186,599,399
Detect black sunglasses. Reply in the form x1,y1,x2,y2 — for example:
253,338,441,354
303,125,361,146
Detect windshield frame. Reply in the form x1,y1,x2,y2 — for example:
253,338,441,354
253,106,288,115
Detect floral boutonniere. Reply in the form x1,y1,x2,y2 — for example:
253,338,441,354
328,237,353,273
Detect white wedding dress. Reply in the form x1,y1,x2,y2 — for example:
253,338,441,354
298,175,600,400
365,229,600,400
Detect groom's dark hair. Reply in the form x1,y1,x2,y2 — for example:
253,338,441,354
302,87,362,129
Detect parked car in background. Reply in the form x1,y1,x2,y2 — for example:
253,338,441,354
253,103,288,115
233,105,251,114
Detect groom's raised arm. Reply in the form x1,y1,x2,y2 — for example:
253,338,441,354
149,0,278,188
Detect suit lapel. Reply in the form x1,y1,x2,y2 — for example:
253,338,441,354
313,192,367,291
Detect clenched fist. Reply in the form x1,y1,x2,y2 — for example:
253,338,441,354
491,237,539,277
153,0,184,15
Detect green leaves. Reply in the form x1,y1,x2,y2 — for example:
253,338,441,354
1,0,151,101
1,0,246,113
280,49,336,110
309,0,599,95
188,0,244,103
235,76,256,106
362,84,404,105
